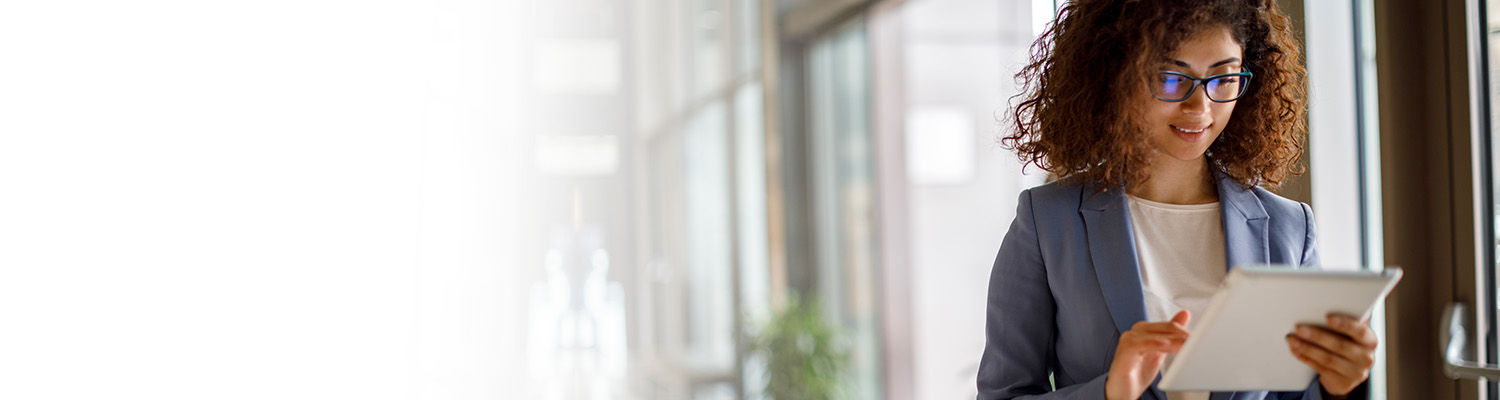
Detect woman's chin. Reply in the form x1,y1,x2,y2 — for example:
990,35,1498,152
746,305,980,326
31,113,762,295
1158,150,1210,163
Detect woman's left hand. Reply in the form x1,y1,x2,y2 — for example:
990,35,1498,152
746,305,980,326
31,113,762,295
1285,314,1377,397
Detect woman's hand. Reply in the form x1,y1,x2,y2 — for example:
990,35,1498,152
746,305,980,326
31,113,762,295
1106,311,1191,400
1285,314,1377,398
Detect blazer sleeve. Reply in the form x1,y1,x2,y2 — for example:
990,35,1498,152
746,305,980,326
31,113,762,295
1271,378,1368,400
976,190,1109,399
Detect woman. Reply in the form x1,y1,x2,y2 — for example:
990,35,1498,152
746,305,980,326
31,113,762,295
976,1,1377,399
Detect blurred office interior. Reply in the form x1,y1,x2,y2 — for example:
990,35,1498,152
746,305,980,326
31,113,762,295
514,0,1051,398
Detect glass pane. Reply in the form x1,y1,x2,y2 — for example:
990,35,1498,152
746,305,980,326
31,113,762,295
808,19,882,400
648,130,685,354
642,102,735,396
896,0,1053,397
736,82,769,320
734,82,770,398
690,0,726,99
736,0,760,76
682,102,735,368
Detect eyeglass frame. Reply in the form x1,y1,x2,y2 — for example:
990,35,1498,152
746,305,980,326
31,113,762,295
1151,69,1254,103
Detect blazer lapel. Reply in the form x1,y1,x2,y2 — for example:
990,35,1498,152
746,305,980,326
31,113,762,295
1080,187,1149,333
1215,176,1269,270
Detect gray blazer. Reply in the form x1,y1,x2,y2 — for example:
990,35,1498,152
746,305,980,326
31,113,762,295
975,175,1359,400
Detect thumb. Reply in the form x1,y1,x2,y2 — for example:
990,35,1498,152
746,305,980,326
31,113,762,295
1171,310,1191,328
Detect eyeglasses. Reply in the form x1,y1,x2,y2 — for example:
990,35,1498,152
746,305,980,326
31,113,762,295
1151,70,1254,102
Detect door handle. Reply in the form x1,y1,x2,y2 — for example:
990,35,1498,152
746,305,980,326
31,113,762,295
1442,302,1500,380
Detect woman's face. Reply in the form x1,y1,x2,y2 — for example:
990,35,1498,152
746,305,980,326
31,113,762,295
1142,25,1245,164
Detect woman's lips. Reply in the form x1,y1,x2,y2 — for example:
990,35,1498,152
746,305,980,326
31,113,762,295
1171,124,1210,142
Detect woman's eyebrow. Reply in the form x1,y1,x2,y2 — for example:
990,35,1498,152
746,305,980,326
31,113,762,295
1167,57,1244,69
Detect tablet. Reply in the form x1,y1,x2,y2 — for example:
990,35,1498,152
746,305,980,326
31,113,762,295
1157,265,1402,392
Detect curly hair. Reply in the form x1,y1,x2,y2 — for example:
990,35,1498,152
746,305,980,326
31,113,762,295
1003,0,1307,190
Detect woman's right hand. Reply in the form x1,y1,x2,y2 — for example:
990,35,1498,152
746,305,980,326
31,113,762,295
1105,310,1191,400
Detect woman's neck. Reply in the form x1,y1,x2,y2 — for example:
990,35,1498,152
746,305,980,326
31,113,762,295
1130,156,1219,205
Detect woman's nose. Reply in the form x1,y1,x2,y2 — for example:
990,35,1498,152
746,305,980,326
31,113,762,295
1180,89,1211,115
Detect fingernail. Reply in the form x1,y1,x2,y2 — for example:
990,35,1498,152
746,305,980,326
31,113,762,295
1298,326,1311,337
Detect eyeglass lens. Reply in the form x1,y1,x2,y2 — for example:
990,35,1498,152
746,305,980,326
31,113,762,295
1154,73,1246,101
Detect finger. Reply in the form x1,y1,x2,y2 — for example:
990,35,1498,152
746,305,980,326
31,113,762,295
1122,328,1185,340
1288,335,1369,378
1287,338,1332,373
1288,343,1358,387
1294,325,1375,365
1289,338,1367,394
1123,334,1187,352
1171,310,1192,328
1133,327,1191,340
1131,321,1191,336
1120,334,1188,357
1326,314,1379,347
1152,336,1187,352
1123,330,1190,348
1286,335,1348,378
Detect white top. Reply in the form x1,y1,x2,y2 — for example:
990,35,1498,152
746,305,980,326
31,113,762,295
1126,195,1227,400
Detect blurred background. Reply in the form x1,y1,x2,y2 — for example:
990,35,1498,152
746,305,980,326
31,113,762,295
15,0,1500,399
509,1,1366,399
515,0,1060,399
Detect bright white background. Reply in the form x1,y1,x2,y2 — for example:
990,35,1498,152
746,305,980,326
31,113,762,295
0,1,522,399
